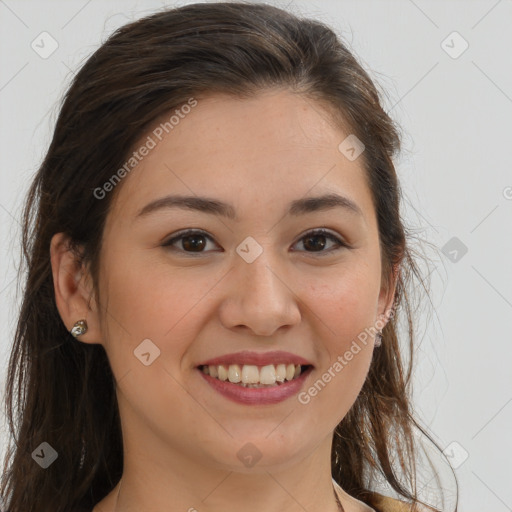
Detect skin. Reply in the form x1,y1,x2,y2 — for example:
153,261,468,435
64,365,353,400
51,88,396,512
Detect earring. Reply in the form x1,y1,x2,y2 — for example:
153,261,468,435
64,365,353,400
374,330,383,347
70,319,88,338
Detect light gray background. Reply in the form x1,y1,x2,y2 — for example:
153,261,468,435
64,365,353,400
1,1,511,511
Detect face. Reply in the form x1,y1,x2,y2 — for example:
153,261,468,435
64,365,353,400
93,89,394,474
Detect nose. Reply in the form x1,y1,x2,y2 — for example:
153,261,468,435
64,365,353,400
218,250,301,337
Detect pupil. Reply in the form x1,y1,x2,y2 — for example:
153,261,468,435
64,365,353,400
304,234,326,251
183,235,205,251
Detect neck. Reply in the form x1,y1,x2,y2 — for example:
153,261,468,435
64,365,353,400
113,436,343,512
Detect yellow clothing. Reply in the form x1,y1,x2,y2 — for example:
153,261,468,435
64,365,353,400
332,478,439,512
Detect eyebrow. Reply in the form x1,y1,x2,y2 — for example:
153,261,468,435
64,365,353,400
135,192,364,220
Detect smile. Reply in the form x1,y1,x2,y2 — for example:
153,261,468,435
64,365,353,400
200,363,310,387
197,364,314,405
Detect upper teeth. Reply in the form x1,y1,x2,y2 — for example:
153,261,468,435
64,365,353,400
201,363,302,385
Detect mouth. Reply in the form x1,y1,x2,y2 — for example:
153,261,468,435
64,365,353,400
196,363,314,405
198,363,313,388
195,351,314,404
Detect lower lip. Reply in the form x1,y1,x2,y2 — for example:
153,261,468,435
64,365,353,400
197,367,313,405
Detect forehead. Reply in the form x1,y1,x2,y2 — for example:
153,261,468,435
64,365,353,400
108,89,373,223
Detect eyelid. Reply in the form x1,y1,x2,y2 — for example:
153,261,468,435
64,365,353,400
293,228,348,253
161,227,349,255
161,229,219,255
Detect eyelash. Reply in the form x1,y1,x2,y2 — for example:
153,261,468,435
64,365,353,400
161,228,348,256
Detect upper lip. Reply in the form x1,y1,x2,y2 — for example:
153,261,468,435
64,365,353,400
197,350,313,367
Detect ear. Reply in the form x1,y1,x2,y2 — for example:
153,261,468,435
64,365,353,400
50,232,102,345
376,262,400,329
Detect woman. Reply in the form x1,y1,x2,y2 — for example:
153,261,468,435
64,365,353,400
0,2,456,511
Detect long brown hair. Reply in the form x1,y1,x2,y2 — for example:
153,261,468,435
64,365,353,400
1,2,456,511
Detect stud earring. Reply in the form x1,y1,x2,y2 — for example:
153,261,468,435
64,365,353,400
70,319,88,338
374,330,383,347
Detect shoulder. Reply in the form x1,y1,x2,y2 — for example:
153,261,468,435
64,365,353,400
368,491,440,512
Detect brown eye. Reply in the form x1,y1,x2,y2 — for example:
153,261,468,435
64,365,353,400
162,230,218,254
162,228,348,256
293,229,347,255
180,233,207,252
302,233,328,251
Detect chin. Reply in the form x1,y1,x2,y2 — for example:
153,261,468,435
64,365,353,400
206,432,315,474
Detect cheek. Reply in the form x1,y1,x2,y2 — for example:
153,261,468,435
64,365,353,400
303,261,380,340
296,264,379,404
98,248,221,372
296,286,375,431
